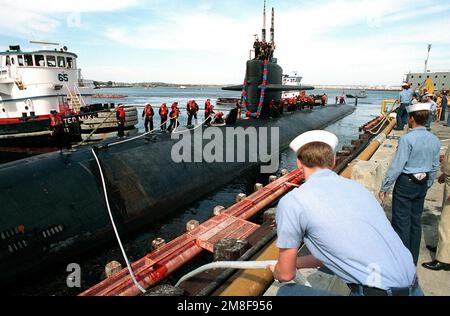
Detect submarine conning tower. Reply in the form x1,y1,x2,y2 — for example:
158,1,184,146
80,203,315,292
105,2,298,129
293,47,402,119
245,60,283,113
222,2,314,116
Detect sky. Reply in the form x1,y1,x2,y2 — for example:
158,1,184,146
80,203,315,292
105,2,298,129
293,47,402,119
0,0,449,86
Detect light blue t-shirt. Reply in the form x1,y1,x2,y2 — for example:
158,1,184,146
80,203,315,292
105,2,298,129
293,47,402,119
276,169,416,290
381,127,441,192
399,89,414,105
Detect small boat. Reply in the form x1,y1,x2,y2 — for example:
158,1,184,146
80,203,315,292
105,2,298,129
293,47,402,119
179,85,187,89
216,97,241,106
92,94,129,99
346,90,367,99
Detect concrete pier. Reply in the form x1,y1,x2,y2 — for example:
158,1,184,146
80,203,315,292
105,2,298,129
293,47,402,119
265,121,450,296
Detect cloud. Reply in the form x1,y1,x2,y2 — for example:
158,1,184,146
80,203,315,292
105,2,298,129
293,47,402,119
2,0,140,13
0,0,139,38
105,12,258,55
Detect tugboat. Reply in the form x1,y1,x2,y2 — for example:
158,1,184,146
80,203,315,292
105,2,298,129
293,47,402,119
0,42,138,155
281,72,303,99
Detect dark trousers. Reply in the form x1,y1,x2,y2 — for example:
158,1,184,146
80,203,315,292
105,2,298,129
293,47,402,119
117,121,125,138
144,117,154,133
187,113,197,126
396,103,409,129
205,112,212,126
161,116,168,131
392,174,428,265
168,119,179,132
425,112,432,130
441,105,447,121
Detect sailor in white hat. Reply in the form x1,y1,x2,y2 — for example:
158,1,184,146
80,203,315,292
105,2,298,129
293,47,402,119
380,103,441,265
423,93,437,130
271,130,419,296
396,82,414,131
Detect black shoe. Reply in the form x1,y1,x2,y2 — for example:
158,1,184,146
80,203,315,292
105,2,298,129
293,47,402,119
427,245,437,253
422,260,450,271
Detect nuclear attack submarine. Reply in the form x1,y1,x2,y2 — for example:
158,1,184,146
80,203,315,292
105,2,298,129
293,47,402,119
0,5,355,285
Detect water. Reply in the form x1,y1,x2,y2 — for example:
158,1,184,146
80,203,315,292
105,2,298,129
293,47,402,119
7,87,399,296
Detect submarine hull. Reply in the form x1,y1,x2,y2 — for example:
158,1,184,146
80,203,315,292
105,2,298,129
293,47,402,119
0,104,355,286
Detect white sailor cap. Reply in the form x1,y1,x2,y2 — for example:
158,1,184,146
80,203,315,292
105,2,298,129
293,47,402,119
289,130,339,155
425,93,435,97
406,102,431,114
402,82,410,87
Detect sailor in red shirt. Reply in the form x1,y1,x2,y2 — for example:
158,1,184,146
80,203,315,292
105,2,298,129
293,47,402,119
142,103,155,132
187,100,199,127
205,99,214,126
116,104,126,138
159,103,169,131
168,103,180,132
214,112,225,125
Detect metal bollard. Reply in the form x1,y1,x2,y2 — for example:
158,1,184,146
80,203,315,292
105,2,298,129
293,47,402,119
186,220,200,232
152,238,166,251
105,261,122,278
269,175,278,183
254,183,264,192
214,205,226,216
236,193,247,203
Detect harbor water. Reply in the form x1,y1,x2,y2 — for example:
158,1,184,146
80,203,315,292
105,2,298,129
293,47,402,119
5,87,399,296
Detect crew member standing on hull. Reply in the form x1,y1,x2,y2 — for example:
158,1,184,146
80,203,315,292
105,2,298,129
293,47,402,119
379,103,441,265
270,131,420,296
187,100,199,126
142,103,154,133
395,83,414,131
116,104,126,138
422,145,450,271
159,103,169,131
205,99,214,126
168,103,180,132
50,110,66,150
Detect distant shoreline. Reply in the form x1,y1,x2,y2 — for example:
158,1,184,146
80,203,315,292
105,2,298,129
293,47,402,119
95,85,400,92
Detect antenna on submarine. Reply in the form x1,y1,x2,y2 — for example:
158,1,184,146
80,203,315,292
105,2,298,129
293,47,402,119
270,7,275,46
262,0,267,42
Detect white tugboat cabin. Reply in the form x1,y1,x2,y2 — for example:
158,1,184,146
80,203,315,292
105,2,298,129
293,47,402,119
0,43,137,149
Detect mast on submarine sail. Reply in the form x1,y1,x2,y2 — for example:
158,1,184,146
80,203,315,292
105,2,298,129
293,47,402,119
262,0,267,42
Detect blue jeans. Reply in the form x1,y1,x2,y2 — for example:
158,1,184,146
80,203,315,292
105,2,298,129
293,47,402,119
396,104,409,129
392,174,428,265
